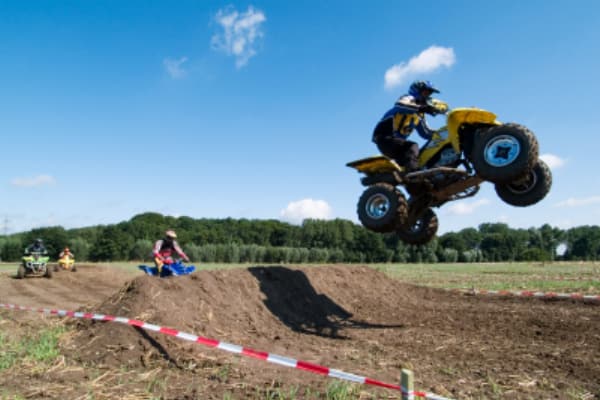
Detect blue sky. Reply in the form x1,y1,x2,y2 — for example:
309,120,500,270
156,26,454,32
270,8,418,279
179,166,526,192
1,0,599,234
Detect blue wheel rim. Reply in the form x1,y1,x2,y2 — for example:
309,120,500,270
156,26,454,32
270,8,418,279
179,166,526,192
365,193,391,220
484,135,521,167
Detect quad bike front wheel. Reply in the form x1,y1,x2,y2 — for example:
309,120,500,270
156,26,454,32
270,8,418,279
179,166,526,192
396,208,439,245
471,123,538,183
357,183,408,233
17,265,26,279
44,266,52,278
495,159,552,207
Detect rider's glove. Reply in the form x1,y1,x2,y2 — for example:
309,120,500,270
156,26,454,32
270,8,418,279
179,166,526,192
419,104,439,115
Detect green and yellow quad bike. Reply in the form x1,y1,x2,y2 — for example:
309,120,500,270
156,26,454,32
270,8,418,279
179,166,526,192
347,102,552,245
18,251,52,279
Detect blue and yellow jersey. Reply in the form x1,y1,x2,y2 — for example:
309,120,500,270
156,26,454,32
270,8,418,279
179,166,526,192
373,95,433,141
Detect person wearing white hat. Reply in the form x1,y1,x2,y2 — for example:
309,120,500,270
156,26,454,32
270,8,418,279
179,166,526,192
152,229,190,274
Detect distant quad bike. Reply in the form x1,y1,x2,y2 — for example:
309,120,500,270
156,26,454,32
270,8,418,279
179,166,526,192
347,102,552,245
55,255,76,272
18,251,52,279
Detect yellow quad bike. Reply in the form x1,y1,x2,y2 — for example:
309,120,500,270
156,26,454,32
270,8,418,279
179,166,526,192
347,102,552,245
55,255,76,272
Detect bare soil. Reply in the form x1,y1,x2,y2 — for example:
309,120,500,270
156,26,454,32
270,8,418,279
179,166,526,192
0,264,598,399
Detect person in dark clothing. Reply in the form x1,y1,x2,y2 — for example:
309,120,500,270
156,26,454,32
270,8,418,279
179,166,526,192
153,230,190,274
25,238,47,255
372,80,443,172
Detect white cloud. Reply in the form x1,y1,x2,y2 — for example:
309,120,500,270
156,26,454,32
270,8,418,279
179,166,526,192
10,175,56,188
280,198,333,224
211,5,266,68
163,57,188,79
540,153,566,170
555,196,600,208
384,45,455,90
445,198,490,216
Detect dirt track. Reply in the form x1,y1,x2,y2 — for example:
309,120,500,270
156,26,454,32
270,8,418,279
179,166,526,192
0,265,133,311
0,264,599,399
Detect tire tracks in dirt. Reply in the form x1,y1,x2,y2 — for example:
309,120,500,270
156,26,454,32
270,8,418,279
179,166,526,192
0,265,131,310
0,276,54,307
52,270,126,306
1,275,86,309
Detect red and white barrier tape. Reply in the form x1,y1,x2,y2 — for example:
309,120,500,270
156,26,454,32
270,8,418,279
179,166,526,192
455,289,600,302
0,303,453,400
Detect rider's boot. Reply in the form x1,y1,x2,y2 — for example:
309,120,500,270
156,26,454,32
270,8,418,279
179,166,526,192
154,257,164,276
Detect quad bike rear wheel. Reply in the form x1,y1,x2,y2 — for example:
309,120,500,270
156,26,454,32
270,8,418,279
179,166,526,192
495,159,552,207
357,183,408,233
17,265,25,279
471,123,538,183
396,208,439,245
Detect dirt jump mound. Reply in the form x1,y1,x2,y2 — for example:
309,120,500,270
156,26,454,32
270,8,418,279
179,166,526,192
69,265,407,367
67,265,600,398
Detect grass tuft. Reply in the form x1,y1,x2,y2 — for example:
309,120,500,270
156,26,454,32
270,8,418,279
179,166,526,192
0,324,66,370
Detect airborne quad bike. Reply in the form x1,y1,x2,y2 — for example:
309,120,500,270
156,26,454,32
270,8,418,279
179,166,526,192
347,103,552,245
18,251,52,279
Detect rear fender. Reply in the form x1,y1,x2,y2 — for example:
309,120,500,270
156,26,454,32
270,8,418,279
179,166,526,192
346,156,404,174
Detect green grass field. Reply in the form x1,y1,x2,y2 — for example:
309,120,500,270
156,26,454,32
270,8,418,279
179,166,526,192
2,261,599,293
373,261,600,292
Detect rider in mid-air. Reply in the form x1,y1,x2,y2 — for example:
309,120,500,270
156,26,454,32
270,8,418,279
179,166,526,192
372,80,443,173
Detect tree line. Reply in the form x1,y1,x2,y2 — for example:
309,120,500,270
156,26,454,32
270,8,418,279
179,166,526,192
0,212,598,263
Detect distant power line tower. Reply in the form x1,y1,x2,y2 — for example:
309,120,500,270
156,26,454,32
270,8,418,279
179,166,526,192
2,217,9,235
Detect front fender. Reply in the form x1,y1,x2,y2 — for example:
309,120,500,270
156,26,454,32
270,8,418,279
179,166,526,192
446,108,500,153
